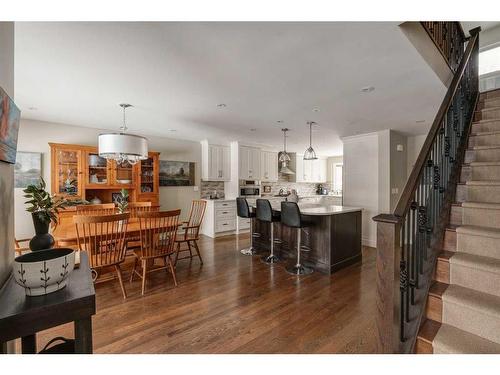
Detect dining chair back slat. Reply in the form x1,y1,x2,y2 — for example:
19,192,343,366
76,203,116,216
127,201,153,218
138,210,181,258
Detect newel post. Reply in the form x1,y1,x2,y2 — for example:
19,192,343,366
373,214,401,353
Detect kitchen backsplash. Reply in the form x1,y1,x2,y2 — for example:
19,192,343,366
261,180,335,197
201,178,338,199
200,181,225,199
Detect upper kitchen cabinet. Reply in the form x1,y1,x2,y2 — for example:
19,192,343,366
296,155,327,183
201,140,230,181
239,145,261,180
260,151,278,182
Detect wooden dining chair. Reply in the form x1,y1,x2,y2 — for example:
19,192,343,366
76,203,116,215
174,200,207,266
127,201,152,218
14,238,31,257
130,209,181,295
74,213,130,299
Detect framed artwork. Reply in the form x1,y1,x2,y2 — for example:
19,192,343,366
0,86,21,164
159,160,195,186
14,152,42,188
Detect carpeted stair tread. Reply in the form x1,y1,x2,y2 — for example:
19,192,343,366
433,323,500,353
443,284,500,321
450,252,500,275
471,130,500,136
456,225,500,239
461,201,500,210
471,144,500,150
469,161,500,166
465,180,500,185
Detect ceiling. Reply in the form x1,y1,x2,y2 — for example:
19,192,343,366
14,22,447,156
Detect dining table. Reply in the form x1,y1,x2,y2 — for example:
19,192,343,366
53,217,181,246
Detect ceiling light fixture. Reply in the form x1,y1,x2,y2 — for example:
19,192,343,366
303,121,318,160
217,103,227,108
312,107,320,112
98,104,148,165
279,128,295,175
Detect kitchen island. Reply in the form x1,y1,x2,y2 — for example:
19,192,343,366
251,198,362,274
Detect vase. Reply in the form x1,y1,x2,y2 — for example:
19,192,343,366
29,212,55,251
14,248,75,296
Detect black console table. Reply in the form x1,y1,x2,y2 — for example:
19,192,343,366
0,252,96,354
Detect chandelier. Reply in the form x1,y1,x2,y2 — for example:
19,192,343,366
98,104,148,165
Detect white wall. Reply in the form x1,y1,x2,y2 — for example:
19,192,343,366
342,132,379,248
480,24,500,50
390,131,408,211
0,22,15,289
407,134,426,177
15,119,201,238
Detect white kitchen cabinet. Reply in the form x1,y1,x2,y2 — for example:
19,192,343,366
296,155,327,183
200,199,237,238
201,141,230,181
239,146,261,180
260,151,278,182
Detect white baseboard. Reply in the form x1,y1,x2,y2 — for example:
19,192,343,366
362,237,377,248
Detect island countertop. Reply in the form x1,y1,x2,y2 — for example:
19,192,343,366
249,200,362,216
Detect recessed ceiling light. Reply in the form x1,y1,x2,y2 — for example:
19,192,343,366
28,106,37,110
416,120,426,123
312,107,320,112
361,86,375,93
168,129,177,132
277,120,284,124
250,128,257,132
217,103,227,108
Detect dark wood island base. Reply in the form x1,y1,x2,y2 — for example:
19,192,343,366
253,208,362,274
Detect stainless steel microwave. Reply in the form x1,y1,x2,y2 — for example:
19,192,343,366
240,187,260,196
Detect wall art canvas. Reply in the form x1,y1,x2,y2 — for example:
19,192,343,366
159,160,195,186
14,152,42,188
0,86,21,164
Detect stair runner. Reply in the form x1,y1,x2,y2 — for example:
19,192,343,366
420,89,500,354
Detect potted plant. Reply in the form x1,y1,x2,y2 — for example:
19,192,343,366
23,177,69,251
116,188,129,214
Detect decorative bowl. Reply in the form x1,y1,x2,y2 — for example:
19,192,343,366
117,179,132,184
14,248,75,296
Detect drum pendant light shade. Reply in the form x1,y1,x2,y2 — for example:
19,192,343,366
98,133,148,163
98,104,148,165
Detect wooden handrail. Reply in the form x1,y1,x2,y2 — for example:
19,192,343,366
377,27,481,224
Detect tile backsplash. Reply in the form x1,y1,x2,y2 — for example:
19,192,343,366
200,181,225,199
261,180,334,197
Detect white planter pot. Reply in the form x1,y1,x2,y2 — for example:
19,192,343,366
14,248,75,297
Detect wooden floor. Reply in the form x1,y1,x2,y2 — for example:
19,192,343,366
32,234,377,353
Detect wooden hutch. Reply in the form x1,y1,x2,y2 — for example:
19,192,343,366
49,142,160,206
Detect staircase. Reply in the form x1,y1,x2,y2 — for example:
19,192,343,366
415,89,500,353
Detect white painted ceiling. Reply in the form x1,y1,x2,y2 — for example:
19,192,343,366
14,22,447,156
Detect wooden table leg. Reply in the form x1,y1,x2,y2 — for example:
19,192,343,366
21,334,37,353
74,317,93,353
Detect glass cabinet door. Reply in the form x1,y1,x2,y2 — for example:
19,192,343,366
113,160,134,187
56,148,82,197
139,157,155,193
86,152,109,186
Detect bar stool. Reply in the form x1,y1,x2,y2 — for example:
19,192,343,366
256,199,281,264
236,197,257,256
281,201,313,275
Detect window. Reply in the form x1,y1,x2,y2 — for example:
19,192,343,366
479,45,500,92
332,163,343,195
479,45,500,75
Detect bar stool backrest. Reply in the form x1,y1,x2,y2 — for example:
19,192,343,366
236,197,251,218
256,199,273,222
281,201,302,228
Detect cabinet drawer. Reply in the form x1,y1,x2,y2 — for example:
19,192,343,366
215,201,235,208
238,217,250,229
216,218,236,232
216,208,236,219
